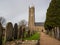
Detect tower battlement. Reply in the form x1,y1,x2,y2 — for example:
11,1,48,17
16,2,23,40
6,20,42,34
29,5,34,8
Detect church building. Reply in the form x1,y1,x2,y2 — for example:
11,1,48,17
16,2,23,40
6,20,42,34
28,6,45,31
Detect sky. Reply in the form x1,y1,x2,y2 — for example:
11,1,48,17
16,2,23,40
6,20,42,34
0,0,51,24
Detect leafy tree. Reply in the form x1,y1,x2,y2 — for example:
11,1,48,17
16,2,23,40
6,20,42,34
19,20,27,26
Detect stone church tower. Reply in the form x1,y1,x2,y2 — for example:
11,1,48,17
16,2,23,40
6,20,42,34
28,6,44,31
28,6,35,30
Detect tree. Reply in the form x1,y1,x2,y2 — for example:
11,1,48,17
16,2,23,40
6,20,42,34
19,20,27,26
18,20,27,40
44,0,56,34
44,0,60,39
45,0,60,28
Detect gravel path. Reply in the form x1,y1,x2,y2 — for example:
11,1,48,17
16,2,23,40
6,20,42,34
40,32,60,45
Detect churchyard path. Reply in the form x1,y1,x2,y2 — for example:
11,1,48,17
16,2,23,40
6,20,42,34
40,32,60,45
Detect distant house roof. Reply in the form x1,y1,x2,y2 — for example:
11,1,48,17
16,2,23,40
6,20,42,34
34,22,44,26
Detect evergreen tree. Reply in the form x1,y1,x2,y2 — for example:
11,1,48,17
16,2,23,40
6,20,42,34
45,0,56,29
44,0,60,39
45,0,60,29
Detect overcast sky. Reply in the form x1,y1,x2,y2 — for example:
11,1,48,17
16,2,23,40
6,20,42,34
0,0,51,24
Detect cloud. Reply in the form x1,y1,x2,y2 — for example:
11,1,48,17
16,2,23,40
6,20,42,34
0,0,51,24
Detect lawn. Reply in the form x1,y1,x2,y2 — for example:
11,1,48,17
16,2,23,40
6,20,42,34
24,32,40,40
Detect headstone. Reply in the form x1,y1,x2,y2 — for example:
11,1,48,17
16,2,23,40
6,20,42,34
54,27,57,38
6,22,13,41
22,27,25,38
18,26,23,39
58,27,60,40
14,23,18,39
59,27,60,40
0,23,3,45
27,30,30,37
56,27,60,39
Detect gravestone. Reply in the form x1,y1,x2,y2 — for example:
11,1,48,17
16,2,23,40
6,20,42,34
27,30,30,37
6,22,13,41
56,27,59,40
14,23,18,39
59,27,60,40
0,23,3,45
18,26,23,39
22,27,25,38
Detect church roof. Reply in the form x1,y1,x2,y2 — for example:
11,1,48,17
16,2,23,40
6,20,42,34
34,22,44,26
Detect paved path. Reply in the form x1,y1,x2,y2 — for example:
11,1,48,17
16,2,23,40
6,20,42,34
40,32,60,45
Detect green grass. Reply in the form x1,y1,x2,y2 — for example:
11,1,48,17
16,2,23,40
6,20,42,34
2,35,6,45
24,32,40,40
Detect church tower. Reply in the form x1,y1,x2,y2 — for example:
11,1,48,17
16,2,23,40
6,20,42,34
28,6,44,31
28,6,35,30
